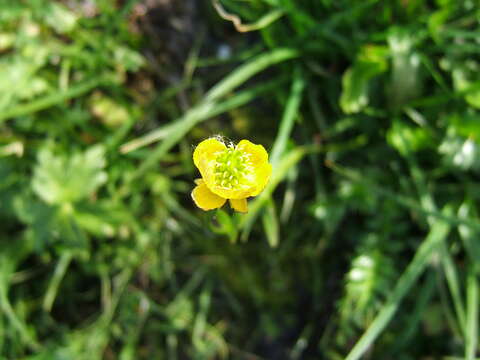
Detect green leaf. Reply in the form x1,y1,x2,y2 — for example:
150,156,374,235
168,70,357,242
439,134,480,172
0,56,49,110
114,46,145,71
345,207,452,360
0,32,14,51
341,234,397,324
73,201,132,238
450,112,480,140
211,209,238,243
340,45,388,114
89,93,130,128
387,28,422,108
13,192,59,250
452,62,480,109
428,8,451,42
387,120,432,155
44,3,77,33
32,145,107,205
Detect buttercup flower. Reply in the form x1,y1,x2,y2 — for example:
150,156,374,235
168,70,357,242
191,137,272,213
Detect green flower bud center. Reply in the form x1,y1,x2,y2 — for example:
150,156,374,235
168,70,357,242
214,147,250,189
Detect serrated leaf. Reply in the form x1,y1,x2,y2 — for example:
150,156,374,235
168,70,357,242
13,192,58,250
32,145,107,205
0,56,49,109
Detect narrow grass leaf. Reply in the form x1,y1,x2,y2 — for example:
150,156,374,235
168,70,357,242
391,271,436,352
270,65,306,164
440,241,466,333
262,198,279,248
400,142,467,333
0,75,112,123
205,47,300,102
458,202,480,269
465,267,479,360
0,257,40,351
43,250,74,312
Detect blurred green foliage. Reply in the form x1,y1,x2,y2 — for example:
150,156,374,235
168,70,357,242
1,0,480,359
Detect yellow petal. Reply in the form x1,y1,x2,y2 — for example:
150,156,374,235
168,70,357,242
193,138,226,169
194,138,226,192
229,198,248,213
208,184,254,200
249,162,272,196
236,140,269,166
191,181,226,211
236,140,271,197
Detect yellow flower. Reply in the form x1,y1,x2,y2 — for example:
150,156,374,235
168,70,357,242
191,137,272,213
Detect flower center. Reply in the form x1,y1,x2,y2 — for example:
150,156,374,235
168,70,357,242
214,147,250,189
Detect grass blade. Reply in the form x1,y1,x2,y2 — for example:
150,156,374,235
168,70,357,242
391,271,436,352
257,66,304,246
205,47,299,102
458,203,480,269
465,267,479,360
440,241,466,333
270,65,306,164
43,250,74,312
262,198,279,248
0,257,40,351
0,75,111,123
